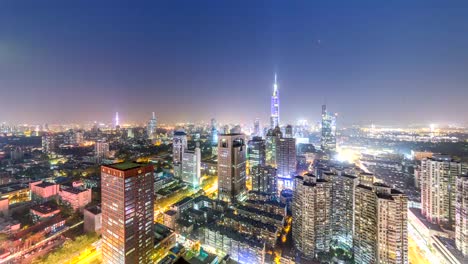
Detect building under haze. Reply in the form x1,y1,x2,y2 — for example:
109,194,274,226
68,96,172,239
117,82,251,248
270,74,280,129
456,174,468,257
101,162,154,264
146,112,157,142
95,141,109,163
292,173,332,259
217,133,247,202
265,126,282,168
420,155,466,228
276,136,296,180
354,179,408,264
320,104,337,152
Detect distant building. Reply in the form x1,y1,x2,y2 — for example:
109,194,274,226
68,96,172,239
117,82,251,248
354,180,408,264
95,141,109,162
41,134,56,154
456,174,468,257
147,112,157,142
292,173,332,259
84,205,102,234
217,133,247,202
270,74,280,129
320,104,337,152
254,118,261,137
101,162,154,264
251,165,277,196
0,198,8,216
247,136,266,174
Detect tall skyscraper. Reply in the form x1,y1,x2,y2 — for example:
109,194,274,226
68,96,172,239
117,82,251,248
323,172,358,250
247,136,266,174
292,173,332,259
321,105,337,152
217,133,247,202
455,174,468,257
115,112,120,128
270,74,280,129
354,180,408,264
182,143,201,188
251,165,277,196
146,112,157,141
276,137,296,179
420,155,466,228
173,130,188,165
210,118,218,146
101,162,154,264
254,118,261,137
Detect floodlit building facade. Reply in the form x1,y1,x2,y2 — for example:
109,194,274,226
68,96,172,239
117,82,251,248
455,174,468,257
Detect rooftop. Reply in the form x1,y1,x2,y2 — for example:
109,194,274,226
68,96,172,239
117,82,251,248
31,202,60,214
85,205,101,215
105,161,146,171
36,182,57,188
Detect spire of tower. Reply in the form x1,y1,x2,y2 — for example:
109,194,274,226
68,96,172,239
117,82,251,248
152,112,155,119
273,73,278,94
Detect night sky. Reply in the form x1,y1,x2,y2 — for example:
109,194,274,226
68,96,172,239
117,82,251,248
1,1,467,126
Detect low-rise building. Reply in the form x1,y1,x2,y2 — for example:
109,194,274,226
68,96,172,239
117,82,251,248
30,181,59,202
83,205,102,234
59,187,92,211
30,202,61,223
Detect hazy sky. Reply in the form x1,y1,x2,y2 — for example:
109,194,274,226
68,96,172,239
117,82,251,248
1,1,467,126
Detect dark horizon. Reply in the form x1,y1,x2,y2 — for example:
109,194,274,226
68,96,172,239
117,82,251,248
1,1,468,126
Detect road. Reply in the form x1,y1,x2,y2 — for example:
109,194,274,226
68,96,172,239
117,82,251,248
408,236,430,264
0,221,84,264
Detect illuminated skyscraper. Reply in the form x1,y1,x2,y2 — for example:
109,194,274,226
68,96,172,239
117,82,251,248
247,136,266,173
115,112,120,128
270,74,280,129
101,162,154,264
210,118,218,145
321,105,337,152
146,112,157,141
182,143,201,188
217,133,247,202
173,130,188,165
420,155,466,228
455,174,468,257
292,173,332,259
95,141,109,163
276,136,296,179
354,180,408,264
265,126,282,168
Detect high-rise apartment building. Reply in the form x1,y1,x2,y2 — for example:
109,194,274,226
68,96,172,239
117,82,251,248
354,180,408,264
292,173,332,259
251,165,277,196
181,144,201,188
217,133,247,202
101,162,154,264
321,105,337,152
323,172,357,249
247,136,266,174
420,155,466,228
455,174,468,257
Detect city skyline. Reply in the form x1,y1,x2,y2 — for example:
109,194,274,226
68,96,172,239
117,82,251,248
1,1,468,125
